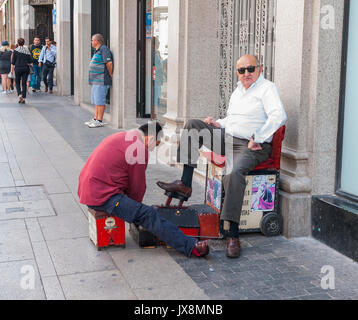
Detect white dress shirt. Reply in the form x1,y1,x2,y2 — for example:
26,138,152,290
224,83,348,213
217,74,287,144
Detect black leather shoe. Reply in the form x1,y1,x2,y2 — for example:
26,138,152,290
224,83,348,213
193,241,209,257
226,238,241,259
157,180,192,198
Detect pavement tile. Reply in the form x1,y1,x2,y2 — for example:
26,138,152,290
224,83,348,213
38,211,88,241
59,270,137,300
0,260,45,300
46,237,116,276
110,248,200,292
25,218,45,243
0,199,56,220
0,163,15,187
42,276,66,300
0,187,18,203
134,283,208,300
48,193,83,215
31,241,57,277
0,220,34,262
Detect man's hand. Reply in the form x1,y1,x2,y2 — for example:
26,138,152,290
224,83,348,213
248,139,262,151
106,61,113,79
204,117,221,128
38,63,42,68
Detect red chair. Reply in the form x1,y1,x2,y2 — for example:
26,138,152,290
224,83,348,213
203,126,286,237
203,126,286,171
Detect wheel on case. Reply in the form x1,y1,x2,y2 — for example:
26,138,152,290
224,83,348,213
260,212,283,237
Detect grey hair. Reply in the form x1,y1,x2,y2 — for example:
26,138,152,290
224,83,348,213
92,34,104,44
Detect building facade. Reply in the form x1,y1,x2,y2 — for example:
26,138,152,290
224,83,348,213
4,0,358,260
0,0,15,44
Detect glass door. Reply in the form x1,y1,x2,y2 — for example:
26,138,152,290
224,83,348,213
152,0,168,122
137,0,168,120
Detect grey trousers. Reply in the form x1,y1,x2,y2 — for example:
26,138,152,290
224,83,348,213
178,119,272,224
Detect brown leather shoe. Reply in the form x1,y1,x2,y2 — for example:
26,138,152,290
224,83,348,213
157,180,192,198
226,238,241,259
45,87,48,93
193,241,209,257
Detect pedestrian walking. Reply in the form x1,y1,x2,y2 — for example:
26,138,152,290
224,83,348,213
11,38,33,104
0,41,12,94
85,34,113,128
39,37,56,94
29,37,43,92
8,44,16,92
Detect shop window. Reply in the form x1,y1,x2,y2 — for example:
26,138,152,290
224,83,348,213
338,0,358,199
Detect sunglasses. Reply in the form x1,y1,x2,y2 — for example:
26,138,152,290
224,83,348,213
237,66,260,75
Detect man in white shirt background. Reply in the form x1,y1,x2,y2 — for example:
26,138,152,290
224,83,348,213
157,54,287,259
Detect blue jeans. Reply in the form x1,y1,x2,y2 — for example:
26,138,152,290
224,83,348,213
30,64,42,90
42,64,55,90
89,194,197,257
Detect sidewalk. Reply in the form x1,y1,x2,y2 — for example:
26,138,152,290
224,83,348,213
0,91,358,300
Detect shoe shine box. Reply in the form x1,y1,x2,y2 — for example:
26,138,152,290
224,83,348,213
129,205,221,248
88,209,126,251
129,206,200,248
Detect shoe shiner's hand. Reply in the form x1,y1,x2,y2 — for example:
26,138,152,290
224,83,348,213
204,117,221,128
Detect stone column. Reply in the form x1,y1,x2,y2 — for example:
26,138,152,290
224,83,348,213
274,0,344,238
161,0,219,164
73,0,91,106
109,0,138,129
56,0,72,96
15,0,32,43
274,0,312,238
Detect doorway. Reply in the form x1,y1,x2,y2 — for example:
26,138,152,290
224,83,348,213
91,0,111,107
137,0,168,121
31,5,54,44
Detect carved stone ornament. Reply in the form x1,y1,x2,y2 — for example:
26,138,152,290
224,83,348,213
219,0,276,118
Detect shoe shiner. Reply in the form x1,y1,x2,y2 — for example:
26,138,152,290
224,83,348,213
78,122,209,258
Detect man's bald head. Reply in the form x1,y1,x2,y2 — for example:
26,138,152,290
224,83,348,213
236,54,262,90
237,54,259,66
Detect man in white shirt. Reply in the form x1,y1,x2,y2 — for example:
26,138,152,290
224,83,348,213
157,54,287,259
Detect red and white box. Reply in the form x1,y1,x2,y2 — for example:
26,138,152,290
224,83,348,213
88,209,126,251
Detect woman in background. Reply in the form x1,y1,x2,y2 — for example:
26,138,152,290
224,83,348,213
0,41,12,94
11,38,32,104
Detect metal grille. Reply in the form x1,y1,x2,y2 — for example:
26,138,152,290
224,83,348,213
219,0,277,118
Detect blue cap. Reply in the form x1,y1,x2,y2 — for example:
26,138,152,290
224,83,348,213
1,41,9,46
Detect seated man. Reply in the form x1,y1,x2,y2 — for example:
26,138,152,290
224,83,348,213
78,122,209,258
158,54,287,259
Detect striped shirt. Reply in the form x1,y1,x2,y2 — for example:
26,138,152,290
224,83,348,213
89,45,113,86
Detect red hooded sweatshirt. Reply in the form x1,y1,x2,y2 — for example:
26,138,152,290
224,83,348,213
78,130,149,206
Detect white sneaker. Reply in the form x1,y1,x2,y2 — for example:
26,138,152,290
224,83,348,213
84,118,96,125
88,120,105,128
